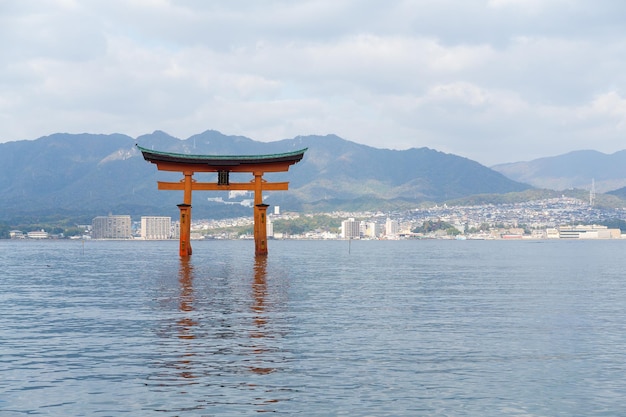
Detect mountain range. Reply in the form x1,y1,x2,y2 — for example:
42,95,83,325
492,150,626,193
0,130,623,224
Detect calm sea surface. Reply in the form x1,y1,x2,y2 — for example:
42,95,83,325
1,239,626,416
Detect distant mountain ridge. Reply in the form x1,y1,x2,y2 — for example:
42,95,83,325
492,150,626,193
0,130,531,223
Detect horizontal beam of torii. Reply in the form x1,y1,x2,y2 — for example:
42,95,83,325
157,180,289,192
137,145,306,257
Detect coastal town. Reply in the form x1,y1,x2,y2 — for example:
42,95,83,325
9,196,626,240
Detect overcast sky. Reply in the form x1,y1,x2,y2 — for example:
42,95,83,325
2,0,626,165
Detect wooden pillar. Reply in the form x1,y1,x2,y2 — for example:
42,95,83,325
252,172,267,255
255,203,270,256
177,203,192,257
178,171,194,257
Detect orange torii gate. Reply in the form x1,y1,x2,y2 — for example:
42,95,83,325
137,145,306,257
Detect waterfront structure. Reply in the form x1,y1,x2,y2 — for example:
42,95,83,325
385,218,399,237
558,225,620,239
9,230,24,239
341,218,361,239
141,216,172,240
362,221,378,238
92,215,132,239
138,145,306,256
546,228,560,239
266,216,274,238
27,230,49,239
172,221,180,239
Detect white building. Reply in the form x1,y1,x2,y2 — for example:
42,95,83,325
341,218,361,239
141,216,172,240
558,225,621,239
27,229,48,239
362,221,378,238
172,221,180,239
385,218,399,237
267,216,274,238
9,230,24,239
546,228,560,239
92,215,132,239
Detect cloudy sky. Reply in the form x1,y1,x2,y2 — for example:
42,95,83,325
2,0,626,165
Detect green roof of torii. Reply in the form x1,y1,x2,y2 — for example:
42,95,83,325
137,144,307,167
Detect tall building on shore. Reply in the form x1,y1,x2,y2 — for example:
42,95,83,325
92,214,132,239
141,216,172,240
362,221,379,238
341,218,361,239
385,218,399,237
266,216,274,238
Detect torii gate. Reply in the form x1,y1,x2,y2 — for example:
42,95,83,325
137,145,306,257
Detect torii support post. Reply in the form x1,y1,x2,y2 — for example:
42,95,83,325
177,203,192,257
255,204,270,256
253,172,269,256
137,145,306,257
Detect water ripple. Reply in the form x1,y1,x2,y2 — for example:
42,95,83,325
2,240,626,415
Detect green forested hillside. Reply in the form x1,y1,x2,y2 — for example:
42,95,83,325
0,130,531,224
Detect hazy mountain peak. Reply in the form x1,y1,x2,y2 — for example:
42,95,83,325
492,149,626,192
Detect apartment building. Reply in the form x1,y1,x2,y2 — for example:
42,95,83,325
92,215,132,239
141,216,172,240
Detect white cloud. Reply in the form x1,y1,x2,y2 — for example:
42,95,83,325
2,0,626,164
487,0,557,13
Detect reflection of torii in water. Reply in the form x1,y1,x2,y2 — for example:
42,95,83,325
173,258,280,409
138,145,306,257
175,258,197,380
249,256,275,375
171,259,275,378
142,255,290,415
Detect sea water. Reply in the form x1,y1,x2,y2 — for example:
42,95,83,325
1,239,626,416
